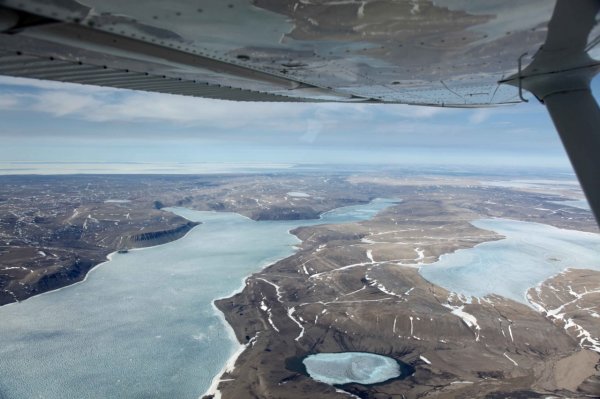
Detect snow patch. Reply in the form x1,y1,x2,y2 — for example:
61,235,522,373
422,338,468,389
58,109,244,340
503,352,518,366
366,249,375,263
287,307,305,341
443,303,481,341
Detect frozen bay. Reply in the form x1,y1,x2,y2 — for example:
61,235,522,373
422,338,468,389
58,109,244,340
0,198,397,399
420,218,600,305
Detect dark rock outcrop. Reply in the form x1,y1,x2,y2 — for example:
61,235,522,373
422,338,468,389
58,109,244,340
124,221,200,248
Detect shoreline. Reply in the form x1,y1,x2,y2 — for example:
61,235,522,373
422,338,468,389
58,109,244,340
204,301,246,399
200,200,399,398
0,213,201,309
418,217,600,308
202,228,305,399
169,205,330,398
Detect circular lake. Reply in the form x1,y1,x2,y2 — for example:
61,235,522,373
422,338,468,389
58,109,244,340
289,352,414,386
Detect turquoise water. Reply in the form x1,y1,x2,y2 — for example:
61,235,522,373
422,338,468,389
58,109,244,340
0,198,396,399
420,219,600,304
303,352,401,385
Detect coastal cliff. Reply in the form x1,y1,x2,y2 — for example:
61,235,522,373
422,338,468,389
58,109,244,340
122,221,200,248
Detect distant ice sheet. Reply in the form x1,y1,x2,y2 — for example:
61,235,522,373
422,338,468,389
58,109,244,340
550,199,591,211
483,179,583,197
0,162,295,175
303,352,400,385
420,219,600,305
484,179,580,190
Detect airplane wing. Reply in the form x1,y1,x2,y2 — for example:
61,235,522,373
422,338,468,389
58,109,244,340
0,0,599,224
0,0,574,106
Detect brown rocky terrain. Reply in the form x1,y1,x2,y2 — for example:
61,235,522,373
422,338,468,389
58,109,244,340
1,171,598,398
528,269,600,396
212,178,599,399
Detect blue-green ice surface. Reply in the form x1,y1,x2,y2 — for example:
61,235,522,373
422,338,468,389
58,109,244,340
303,352,401,385
0,198,396,399
420,218,600,305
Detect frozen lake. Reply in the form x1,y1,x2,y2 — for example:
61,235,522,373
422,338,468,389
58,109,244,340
420,219,600,305
303,352,403,385
0,198,397,399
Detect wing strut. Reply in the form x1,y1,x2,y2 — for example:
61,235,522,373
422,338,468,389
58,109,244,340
503,0,600,226
545,87,600,225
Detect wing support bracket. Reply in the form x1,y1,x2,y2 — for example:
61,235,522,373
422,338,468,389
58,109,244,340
517,53,529,103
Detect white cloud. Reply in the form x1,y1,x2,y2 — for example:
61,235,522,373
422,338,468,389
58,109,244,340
0,94,19,109
0,75,457,129
0,74,561,158
469,109,491,124
398,105,449,119
31,92,103,117
300,120,323,143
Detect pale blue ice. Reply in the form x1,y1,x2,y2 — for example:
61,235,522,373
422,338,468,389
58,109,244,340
303,352,400,385
420,218,600,304
0,198,397,399
550,198,591,211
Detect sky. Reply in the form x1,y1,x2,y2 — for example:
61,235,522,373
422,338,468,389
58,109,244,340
0,75,596,172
